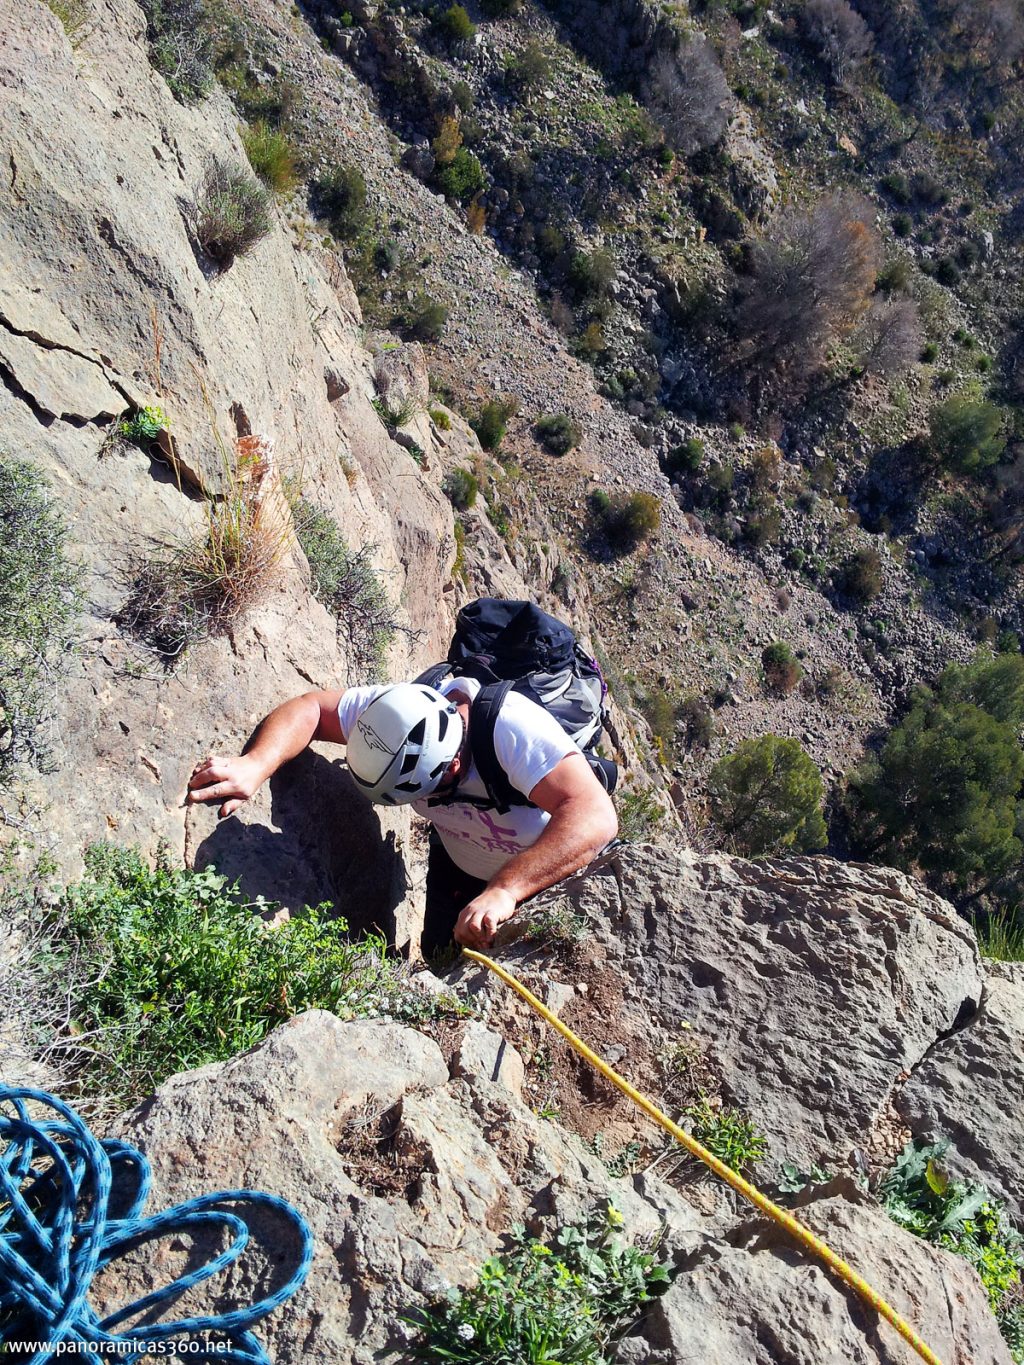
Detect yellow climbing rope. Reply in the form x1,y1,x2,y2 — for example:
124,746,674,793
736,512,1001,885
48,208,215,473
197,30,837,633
462,947,944,1365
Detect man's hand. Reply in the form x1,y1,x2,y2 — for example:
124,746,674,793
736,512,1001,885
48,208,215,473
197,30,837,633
454,886,518,951
187,754,264,819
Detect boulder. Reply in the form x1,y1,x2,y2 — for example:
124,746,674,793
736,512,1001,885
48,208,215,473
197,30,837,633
618,1182,1013,1364
897,960,1024,1222
475,846,983,1170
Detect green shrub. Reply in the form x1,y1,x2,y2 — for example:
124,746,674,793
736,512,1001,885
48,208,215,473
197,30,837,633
400,295,449,342
846,657,1024,899
678,694,715,749
662,438,704,477
0,457,83,790
837,546,884,603
709,735,827,855
744,506,781,549
435,147,487,202
429,406,452,429
60,845,433,1105
192,156,272,265
442,467,479,509
294,500,398,679
569,248,616,299
921,341,939,363
116,405,169,445
241,121,298,193
471,398,517,451
616,788,666,842
881,171,911,205
434,4,476,42
140,0,218,102
591,490,661,553
974,908,1024,962
535,412,580,456
881,1139,1024,1356
505,39,552,91
892,212,913,238
683,1097,767,1171
312,163,368,240
930,397,1007,475
405,1207,670,1364
761,641,803,694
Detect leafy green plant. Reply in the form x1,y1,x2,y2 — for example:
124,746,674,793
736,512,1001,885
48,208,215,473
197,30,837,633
837,546,883,604
505,40,552,92
0,456,83,792
436,147,487,203
429,407,452,430
709,735,827,855
662,439,704,477
60,844,426,1104
434,3,476,42
241,121,298,193
372,393,418,428
116,405,169,445
778,1161,835,1195
404,1207,670,1364
930,398,1007,476
590,490,661,553
881,1139,1024,1356
472,398,518,452
535,413,581,456
192,156,272,266
683,1096,767,1172
293,499,398,679
399,295,449,342
442,467,479,510
616,789,665,842
524,902,587,948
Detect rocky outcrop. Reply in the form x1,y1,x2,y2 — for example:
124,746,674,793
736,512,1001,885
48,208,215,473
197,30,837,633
896,960,1024,1223
469,846,984,1170
619,1182,1013,1364
102,1010,703,1364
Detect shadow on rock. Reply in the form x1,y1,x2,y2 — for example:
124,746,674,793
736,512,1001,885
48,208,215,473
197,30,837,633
194,749,408,944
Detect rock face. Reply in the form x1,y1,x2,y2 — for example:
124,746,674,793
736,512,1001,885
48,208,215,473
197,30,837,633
619,1183,1013,1365
475,847,984,1170
897,960,1024,1223
104,1010,703,1365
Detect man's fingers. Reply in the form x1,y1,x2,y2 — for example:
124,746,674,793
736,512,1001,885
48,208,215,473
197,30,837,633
220,798,245,818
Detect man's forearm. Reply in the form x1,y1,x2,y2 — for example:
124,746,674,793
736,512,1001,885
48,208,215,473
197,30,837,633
241,694,325,784
487,798,616,905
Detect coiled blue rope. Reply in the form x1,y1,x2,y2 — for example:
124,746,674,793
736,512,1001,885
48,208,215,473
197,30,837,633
0,1086,313,1363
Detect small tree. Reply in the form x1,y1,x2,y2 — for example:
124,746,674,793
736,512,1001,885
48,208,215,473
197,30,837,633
930,398,1007,476
435,147,486,202
434,4,476,43
738,192,881,388
643,39,731,156
709,736,827,855
506,39,552,93
853,298,924,378
802,0,874,84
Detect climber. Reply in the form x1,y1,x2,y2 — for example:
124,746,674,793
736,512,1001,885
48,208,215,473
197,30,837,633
186,680,618,956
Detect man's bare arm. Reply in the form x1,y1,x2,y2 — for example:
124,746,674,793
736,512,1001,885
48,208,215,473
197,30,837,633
454,753,618,949
187,689,346,818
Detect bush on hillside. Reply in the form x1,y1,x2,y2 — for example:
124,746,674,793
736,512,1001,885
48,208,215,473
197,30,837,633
471,398,518,451
761,641,803,694
590,490,662,553
568,248,617,299
435,148,487,203
505,40,552,92
662,439,705,477
442,467,479,510
293,499,398,679
535,412,581,455
737,192,881,389
433,4,476,43
853,298,925,378
930,397,1007,476
398,294,449,342
802,0,874,84
0,457,82,791
312,163,368,240
139,0,221,103
846,657,1024,901
709,735,827,855
642,39,731,156
192,157,272,266
241,121,298,194
836,546,884,603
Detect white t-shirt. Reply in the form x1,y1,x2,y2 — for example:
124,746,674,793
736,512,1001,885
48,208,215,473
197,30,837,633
336,676,578,880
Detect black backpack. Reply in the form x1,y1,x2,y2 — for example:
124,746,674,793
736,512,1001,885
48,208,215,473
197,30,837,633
416,598,617,813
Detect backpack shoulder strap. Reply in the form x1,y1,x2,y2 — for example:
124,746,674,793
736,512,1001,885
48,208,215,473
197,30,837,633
468,680,521,814
414,662,453,689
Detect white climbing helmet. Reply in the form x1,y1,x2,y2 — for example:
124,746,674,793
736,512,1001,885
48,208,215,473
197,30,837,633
347,683,464,806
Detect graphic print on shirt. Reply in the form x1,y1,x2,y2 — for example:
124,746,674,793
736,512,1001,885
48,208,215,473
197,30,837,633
477,808,521,855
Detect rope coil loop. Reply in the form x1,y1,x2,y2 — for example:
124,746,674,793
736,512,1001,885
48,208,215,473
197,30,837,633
1,1087,313,1363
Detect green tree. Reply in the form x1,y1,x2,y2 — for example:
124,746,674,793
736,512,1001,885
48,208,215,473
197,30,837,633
709,735,827,855
930,398,1006,476
938,652,1024,727
847,696,1023,894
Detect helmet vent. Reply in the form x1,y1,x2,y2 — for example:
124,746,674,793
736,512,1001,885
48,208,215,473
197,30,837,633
437,711,449,742
408,718,426,746
400,752,418,775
